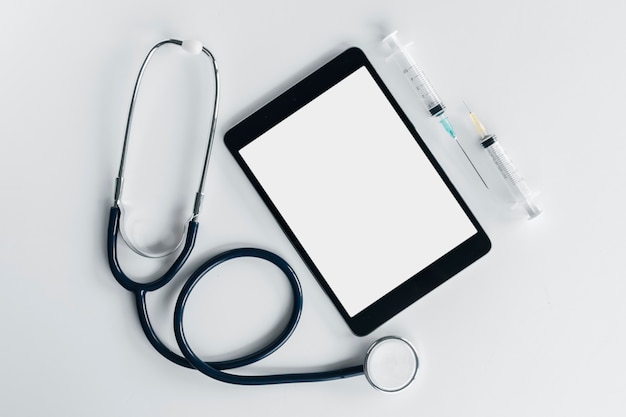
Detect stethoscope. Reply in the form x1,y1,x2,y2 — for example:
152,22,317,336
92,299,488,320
107,39,419,392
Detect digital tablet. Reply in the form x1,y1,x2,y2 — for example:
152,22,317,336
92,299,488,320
224,47,491,336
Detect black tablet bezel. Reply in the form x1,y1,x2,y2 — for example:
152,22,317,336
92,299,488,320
224,47,491,336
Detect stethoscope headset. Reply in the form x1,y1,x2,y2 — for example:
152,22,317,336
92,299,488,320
107,39,418,392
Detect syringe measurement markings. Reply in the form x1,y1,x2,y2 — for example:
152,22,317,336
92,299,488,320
485,142,523,185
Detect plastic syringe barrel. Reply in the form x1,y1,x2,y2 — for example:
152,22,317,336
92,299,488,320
481,135,541,219
383,31,445,117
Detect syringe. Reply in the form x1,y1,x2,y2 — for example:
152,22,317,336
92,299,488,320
464,103,542,219
382,31,487,188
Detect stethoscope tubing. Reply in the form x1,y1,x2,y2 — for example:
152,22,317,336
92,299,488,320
108,206,364,385
107,207,198,293
108,38,365,387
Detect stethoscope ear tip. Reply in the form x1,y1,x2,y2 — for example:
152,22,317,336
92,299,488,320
363,336,418,392
182,40,203,55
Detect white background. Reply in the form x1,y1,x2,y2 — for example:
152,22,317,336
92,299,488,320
1,1,625,416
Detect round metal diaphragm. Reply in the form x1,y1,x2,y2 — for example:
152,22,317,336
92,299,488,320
363,336,418,392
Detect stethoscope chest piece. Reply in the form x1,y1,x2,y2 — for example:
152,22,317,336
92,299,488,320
364,336,418,392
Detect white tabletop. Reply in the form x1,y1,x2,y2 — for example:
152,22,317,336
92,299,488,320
2,1,625,416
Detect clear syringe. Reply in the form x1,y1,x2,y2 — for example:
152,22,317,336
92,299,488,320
465,104,542,219
382,31,487,188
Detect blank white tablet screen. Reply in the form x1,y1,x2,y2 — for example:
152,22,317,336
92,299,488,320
240,67,477,317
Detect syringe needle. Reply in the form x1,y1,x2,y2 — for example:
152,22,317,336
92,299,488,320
463,101,488,137
439,115,488,188
454,139,488,189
